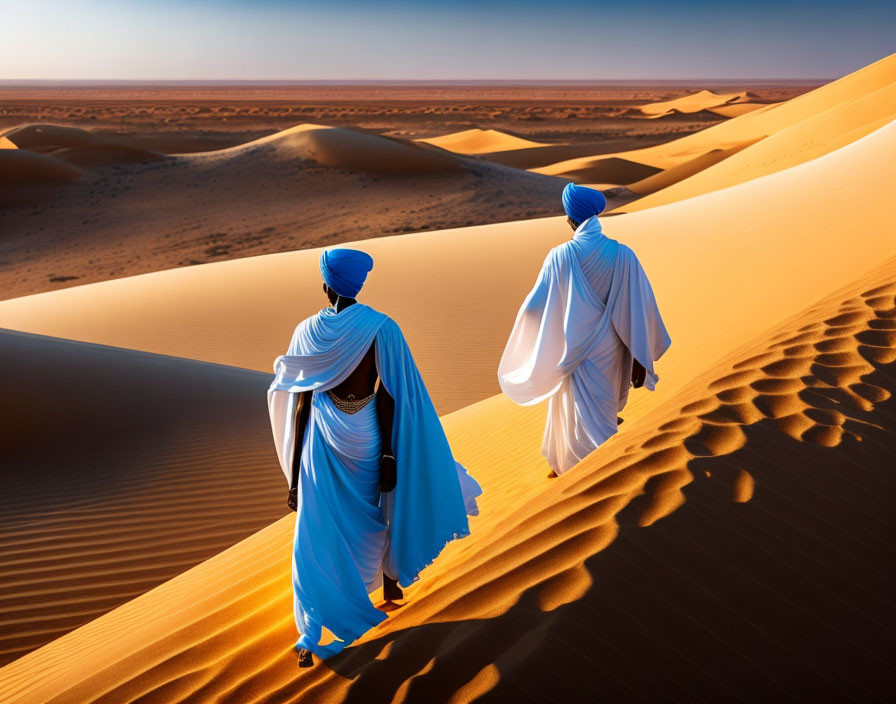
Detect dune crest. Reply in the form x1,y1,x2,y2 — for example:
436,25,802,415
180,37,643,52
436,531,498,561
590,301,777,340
3,123,105,150
707,102,772,118
625,140,759,195
639,89,750,118
418,128,546,154
198,123,463,174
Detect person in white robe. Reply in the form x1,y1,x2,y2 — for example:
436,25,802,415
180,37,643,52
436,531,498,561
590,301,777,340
268,248,481,667
498,183,671,476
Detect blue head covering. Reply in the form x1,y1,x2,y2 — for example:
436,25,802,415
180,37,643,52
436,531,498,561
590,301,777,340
319,248,374,298
562,183,607,224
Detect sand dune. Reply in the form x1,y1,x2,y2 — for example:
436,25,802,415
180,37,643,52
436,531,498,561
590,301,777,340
0,122,565,300
1,249,891,703
3,124,173,166
4,122,462,173
417,128,545,154
532,156,660,185
0,329,289,666
625,140,759,195
2,117,894,412
461,139,651,171
0,149,84,184
0,219,571,415
207,123,464,173
534,53,895,199
639,89,750,118
2,117,895,418
3,123,106,150
707,102,771,117
621,72,896,211
0,125,160,205
626,53,896,170
0,138,83,206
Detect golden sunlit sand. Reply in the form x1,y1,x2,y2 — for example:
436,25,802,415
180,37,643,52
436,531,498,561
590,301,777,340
638,88,751,117
417,128,546,154
1,45,894,704
1,253,892,702
531,54,896,204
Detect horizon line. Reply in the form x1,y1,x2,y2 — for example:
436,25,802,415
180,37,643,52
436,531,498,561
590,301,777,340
0,78,831,86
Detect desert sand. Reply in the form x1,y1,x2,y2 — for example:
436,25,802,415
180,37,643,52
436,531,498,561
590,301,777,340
638,88,750,117
530,54,896,205
0,82,812,299
0,193,893,702
0,330,283,665
0,54,894,702
2,106,894,414
417,128,546,154
0,121,566,298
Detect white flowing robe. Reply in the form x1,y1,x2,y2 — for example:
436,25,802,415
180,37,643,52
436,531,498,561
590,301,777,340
268,303,481,659
498,216,671,474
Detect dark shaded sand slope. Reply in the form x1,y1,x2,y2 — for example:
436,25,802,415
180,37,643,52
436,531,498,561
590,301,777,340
1,258,892,702
0,330,285,665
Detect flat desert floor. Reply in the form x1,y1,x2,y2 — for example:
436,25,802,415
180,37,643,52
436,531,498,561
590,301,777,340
0,60,893,702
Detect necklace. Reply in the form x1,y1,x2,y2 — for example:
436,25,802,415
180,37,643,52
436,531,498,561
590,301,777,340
327,390,376,415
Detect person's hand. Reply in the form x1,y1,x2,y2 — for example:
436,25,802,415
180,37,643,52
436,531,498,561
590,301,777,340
380,454,397,493
287,487,298,512
631,359,647,389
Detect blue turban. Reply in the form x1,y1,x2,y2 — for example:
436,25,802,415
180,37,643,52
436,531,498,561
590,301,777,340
319,248,374,298
562,183,607,224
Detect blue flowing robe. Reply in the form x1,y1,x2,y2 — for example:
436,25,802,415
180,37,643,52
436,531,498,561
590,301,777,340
268,303,481,658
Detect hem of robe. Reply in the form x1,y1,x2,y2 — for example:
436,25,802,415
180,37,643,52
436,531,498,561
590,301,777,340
296,607,388,660
396,525,473,589
543,405,622,475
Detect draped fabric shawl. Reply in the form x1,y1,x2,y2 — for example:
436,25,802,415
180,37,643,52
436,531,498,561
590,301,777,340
498,216,670,473
268,303,480,657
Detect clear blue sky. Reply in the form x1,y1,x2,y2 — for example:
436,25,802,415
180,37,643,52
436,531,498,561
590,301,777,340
3,0,894,80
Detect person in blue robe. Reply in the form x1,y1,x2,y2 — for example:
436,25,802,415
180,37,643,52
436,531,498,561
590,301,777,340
268,247,481,667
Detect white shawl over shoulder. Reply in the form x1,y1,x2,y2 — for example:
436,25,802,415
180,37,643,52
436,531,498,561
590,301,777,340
498,217,670,473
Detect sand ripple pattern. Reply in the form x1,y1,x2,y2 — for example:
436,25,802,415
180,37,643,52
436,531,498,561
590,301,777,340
0,331,287,666
1,259,893,703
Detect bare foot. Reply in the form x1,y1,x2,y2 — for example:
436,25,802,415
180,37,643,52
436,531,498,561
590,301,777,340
547,470,558,479
379,574,404,611
298,648,314,668
383,575,403,602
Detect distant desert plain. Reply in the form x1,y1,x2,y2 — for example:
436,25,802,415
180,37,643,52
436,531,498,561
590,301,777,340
0,55,894,703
